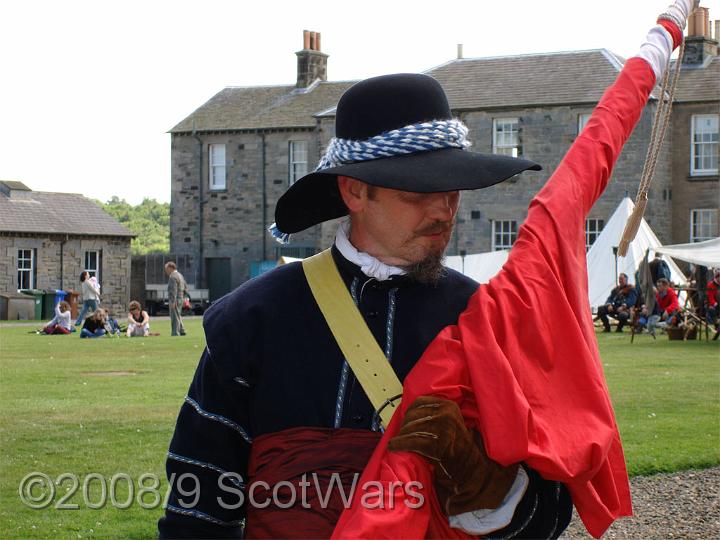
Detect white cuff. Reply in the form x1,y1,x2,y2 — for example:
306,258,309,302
448,466,529,535
634,25,674,81
659,0,697,31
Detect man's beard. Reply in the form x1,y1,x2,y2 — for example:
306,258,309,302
400,222,453,284
402,251,447,284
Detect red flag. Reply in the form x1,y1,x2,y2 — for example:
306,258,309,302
333,57,657,539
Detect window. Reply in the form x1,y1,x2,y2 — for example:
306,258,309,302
289,141,308,185
84,250,101,281
209,144,227,190
17,249,35,290
492,220,517,251
585,218,605,251
691,114,718,176
690,209,718,242
493,118,520,157
578,113,591,135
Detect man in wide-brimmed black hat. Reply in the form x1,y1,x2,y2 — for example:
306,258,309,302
271,72,540,284
159,1,696,536
159,72,570,539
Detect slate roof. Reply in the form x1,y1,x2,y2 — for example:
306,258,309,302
426,49,626,109
170,49,717,132
0,183,135,237
672,55,720,102
170,80,356,133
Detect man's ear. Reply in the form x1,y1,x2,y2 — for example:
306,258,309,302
337,175,368,213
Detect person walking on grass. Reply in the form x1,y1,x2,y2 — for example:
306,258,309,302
75,271,101,325
165,261,187,336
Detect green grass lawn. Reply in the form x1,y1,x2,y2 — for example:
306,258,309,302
1,319,204,539
0,321,718,539
597,332,719,476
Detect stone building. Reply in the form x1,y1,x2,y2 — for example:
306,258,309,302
669,8,720,245
171,18,718,297
0,181,134,316
169,31,353,300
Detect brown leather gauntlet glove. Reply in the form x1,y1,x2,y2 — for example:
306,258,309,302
388,396,519,516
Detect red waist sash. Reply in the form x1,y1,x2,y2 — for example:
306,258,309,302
245,426,382,539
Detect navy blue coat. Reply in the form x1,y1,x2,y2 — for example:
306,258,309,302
158,247,571,538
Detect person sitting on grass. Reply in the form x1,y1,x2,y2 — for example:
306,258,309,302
126,301,150,337
80,309,107,339
101,308,122,337
655,278,681,329
40,301,73,335
636,302,662,337
597,273,637,333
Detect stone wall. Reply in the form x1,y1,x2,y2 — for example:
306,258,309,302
670,102,720,245
0,234,131,318
317,104,672,257
171,100,697,289
171,129,324,289
318,116,344,249
450,102,672,254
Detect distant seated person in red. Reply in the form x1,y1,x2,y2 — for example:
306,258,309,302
597,272,637,332
80,309,107,339
706,269,720,326
40,301,73,334
656,278,680,327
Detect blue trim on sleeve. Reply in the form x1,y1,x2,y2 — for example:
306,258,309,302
233,376,251,388
167,452,246,489
166,504,244,527
184,396,252,444
545,483,562,539
504,493,538,539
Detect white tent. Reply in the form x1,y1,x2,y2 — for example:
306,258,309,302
586,197,686,308
654,237,720,268
445,250,509,284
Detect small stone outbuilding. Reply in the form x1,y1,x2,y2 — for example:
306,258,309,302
0,181,135,317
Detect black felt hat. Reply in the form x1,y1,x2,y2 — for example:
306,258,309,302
274,73,541,234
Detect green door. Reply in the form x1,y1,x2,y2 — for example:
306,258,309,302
206,258,232,302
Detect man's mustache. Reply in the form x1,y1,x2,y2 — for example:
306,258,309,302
414,221,453,237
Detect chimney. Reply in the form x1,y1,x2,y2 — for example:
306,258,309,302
688,6,710,36
296,30,329,88
683,6,718,65
457,44,464,59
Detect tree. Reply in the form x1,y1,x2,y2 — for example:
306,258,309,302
99,197,170,255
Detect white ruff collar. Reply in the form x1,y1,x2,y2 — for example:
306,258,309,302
334,220,406,281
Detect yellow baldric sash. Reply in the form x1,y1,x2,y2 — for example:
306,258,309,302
302,249,403,428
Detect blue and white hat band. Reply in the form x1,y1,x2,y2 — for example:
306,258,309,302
316,119,471,171
269,118,471,244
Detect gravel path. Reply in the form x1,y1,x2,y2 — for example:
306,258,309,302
562,467,720,539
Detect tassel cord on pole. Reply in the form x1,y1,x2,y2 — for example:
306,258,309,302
618,40,685,257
